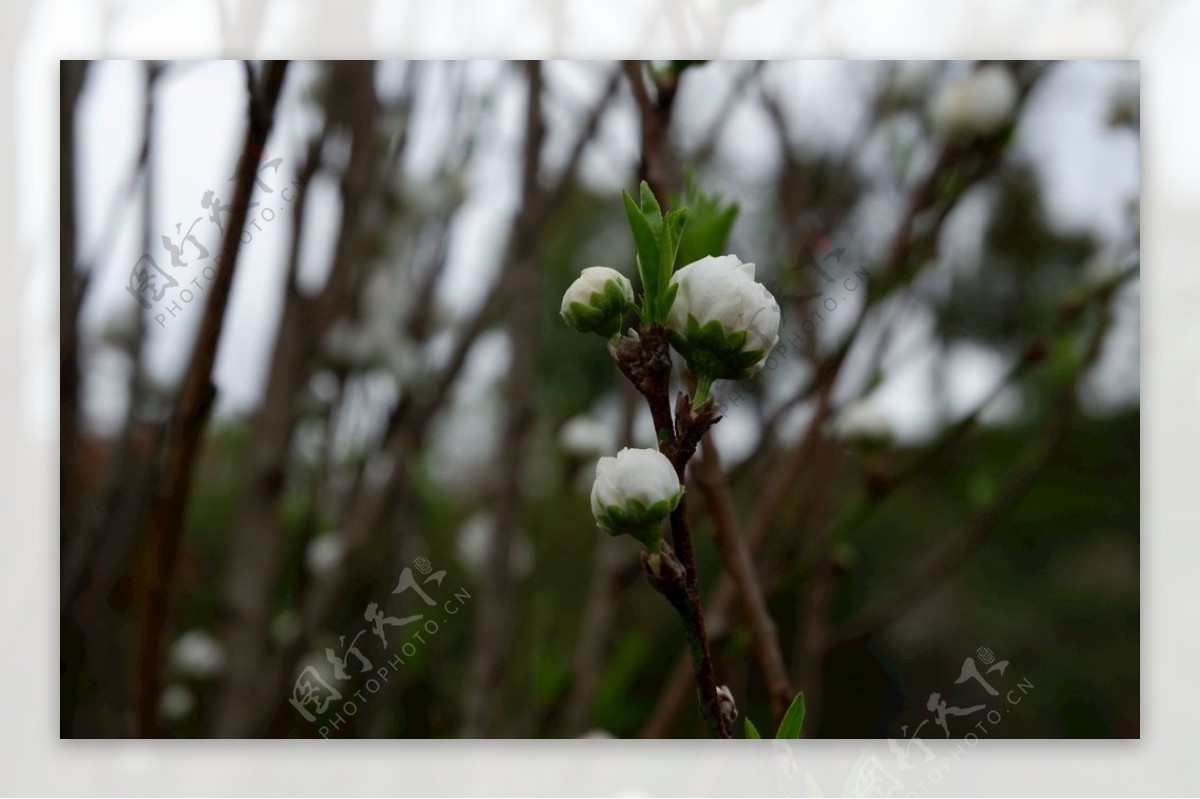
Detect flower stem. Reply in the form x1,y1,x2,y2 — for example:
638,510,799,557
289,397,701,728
692,372,714,407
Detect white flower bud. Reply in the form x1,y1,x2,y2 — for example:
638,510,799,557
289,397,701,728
590,447,683,549
561,266,635,338
716,684,738,724
833,399,894,452
930,65,1018,140
666,255,781,381
167,629,227,680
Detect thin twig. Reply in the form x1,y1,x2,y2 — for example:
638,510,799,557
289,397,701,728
135,61,289,737
460,62,546,739
696,434,794,722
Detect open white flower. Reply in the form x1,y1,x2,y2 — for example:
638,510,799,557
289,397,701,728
666,255,781,387
590,447,682,549
930,65,1018,140
561,266,635,338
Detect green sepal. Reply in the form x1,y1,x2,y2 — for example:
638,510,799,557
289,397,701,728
745,718,761,739
594,492,682,550
561,279,632,338
670,314,766,381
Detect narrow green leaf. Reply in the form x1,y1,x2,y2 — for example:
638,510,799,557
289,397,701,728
775,692,806,739
639,180,663,226
745,718,761,739
662,208,690,287
655,282,679,324
622,189,660,315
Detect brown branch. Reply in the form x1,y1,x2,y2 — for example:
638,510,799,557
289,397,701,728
134,61,289,737
695,434,794,722
642,374,838,738
561,383,639,736
460,62,545,739
213,62,377,738
612,324,730,738
235,59,625,738
58,59,89,738
622,61,680,204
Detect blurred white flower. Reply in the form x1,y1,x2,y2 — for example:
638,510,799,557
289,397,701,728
100,305,139,350
579,728,615,738
559,414,615,458
320,268,425,382
888,61,935,104
398,173,467,217
321,320,377,370
667,255,781,381
168,629,226,680
1082,249,1125,288
930,65,1018,140
456,513,535,580
305,531,346,575
590,447,682,549
297,649,339,686
157,683,196,723
833,399,894,450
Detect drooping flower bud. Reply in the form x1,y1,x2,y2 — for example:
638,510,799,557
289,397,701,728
666,255,781,387
561,266,635,338
590,447,682,550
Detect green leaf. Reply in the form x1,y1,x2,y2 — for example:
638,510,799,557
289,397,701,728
661,207,690,288
622,189,661,317
744,718,761,739
775,692,806,739
674,178,739,268
654,282,679,325
639,180,663,228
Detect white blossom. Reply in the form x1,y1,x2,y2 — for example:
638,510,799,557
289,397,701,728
666,255,781,380
559,414,616,458
833,399,894,449
456,513,535,580
590,447,682,547
157,683,196,723
1082,249,1125,288
561,267,635,338
168,629,227,680
305,531,346,575
930,65,1018,140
